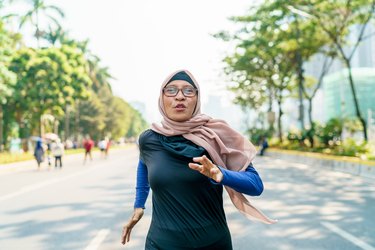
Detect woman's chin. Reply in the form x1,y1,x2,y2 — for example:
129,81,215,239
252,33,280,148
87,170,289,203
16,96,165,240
169,114,191,122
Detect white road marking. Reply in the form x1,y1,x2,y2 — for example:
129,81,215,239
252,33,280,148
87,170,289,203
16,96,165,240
0,166,101,202
321,222,375,250
84,229,110,250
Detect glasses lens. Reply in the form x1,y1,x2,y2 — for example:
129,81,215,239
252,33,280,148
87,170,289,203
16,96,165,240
182,87,196,97
164,87,178,96
163,86,197,97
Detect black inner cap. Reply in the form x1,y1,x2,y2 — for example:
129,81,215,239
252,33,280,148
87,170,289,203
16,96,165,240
166,71,196,88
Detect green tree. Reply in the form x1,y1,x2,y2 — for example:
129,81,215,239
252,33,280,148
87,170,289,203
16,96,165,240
215,0,329,142
77,90,106,141
18,0,64,47
126,109,148,138
8,45,91,137
297,0,375,141
105,97,132,139
0,21,17,150
301,55,334,147
42,25,68,46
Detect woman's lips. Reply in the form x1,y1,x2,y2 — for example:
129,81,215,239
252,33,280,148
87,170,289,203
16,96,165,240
175,104,186,111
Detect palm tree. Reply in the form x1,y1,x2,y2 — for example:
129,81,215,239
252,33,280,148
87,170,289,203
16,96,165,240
88,56,115,93
42,25,68,46
18,0,64,47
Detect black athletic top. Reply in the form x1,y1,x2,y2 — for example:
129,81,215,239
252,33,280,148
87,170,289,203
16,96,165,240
138,129,232,249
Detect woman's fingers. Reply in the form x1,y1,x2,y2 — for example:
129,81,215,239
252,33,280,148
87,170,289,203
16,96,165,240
188,163,202,171
121,225,131,244
126,227,131,243
121,208,144,245
193,155,212,167
122,220,136,244
201,155,212,166
190,155,215,176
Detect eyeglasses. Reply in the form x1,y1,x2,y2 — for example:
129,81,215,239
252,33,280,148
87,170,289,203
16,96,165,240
163,86,198,97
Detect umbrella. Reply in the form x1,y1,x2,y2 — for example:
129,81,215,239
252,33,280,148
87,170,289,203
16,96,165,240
30,136,42,141
43,133,58,140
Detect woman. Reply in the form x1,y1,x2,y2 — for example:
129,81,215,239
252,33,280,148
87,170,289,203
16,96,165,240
34,139,44,169
122,70,276,249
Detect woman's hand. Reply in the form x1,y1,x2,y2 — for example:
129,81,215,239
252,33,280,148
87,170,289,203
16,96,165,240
121,208,144,245
188,155,223,183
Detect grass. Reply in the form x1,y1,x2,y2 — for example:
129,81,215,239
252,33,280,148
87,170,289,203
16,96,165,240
268,147,375,167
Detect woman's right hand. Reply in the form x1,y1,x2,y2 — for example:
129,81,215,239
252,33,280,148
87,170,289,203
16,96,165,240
121,208,144,245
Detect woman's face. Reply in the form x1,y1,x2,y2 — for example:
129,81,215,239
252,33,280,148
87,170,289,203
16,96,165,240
162,80,198,122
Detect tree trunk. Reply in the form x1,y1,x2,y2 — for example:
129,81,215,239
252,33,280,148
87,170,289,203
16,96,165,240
65,105,70,141
307,98,314,148
39,115,43,137
74,101,80,142
344,58,368,141
276,96,283,143
268,89,275,135
295,16,305,131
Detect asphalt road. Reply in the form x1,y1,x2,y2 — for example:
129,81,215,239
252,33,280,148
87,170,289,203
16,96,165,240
0,146,374,250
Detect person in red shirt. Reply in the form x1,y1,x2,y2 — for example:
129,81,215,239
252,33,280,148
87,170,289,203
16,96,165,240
83,136,94,164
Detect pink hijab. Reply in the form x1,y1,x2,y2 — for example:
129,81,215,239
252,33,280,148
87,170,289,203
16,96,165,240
152,69,276,224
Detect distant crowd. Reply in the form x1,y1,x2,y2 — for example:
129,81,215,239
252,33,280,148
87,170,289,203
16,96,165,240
33,135,114,169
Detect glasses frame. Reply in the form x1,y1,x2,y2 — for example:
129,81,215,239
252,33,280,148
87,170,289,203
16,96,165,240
163,86,198,97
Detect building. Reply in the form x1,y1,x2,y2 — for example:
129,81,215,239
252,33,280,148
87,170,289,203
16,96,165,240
322,68,375,122
304,24,375,127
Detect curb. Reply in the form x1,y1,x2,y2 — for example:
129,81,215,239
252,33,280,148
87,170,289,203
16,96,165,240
266,149,375,180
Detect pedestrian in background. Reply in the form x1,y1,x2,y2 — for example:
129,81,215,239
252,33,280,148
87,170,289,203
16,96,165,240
46,140,52,167
51,138,64,168
98,138,107,159
34,139,44,169
83,136,94,164
259,136,269,156
121,70,276,249
105,137,111,159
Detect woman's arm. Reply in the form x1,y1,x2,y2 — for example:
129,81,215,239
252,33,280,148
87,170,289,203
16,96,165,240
189,155,264,196
134,159,150,208
217,164,264,196
122,159,149,245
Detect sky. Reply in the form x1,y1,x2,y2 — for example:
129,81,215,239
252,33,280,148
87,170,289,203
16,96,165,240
9,0,260,124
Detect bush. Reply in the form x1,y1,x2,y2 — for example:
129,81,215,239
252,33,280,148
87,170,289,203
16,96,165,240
315,118,343,147
247,128,271,145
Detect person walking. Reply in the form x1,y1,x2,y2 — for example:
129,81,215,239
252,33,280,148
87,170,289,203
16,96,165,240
33,139,44,169
51,138,64,168
121,70,276,249
104,137,111,159
259,137,269,156
83,136,94,164
98,138,107,159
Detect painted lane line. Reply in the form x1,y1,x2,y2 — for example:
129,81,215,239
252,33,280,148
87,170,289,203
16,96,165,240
84,229,110,250
321,222,375,250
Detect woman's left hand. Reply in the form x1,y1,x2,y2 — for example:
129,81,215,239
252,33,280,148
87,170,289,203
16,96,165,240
189,155,223,183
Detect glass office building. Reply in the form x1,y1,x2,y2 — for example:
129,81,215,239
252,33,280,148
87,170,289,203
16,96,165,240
323,68,375,122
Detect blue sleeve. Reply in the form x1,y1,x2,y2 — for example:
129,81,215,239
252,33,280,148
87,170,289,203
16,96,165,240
215,164,264,196
134,159,150,209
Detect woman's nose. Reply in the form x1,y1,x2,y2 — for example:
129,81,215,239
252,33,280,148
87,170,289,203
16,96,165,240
175,90,186,100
